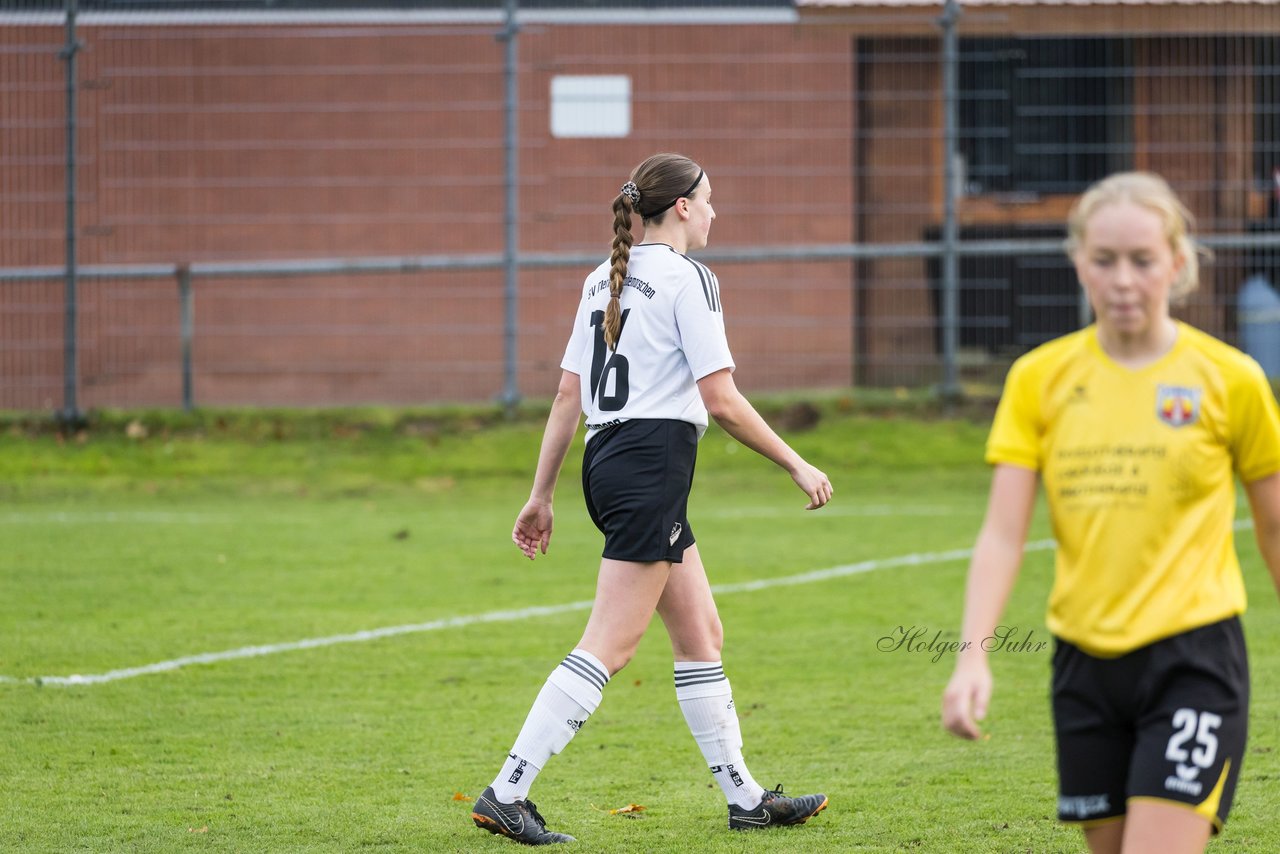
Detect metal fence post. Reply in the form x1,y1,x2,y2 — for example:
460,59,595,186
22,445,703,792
58,0,82,425
498,0,521,415
178,266,194,412
938,0,962,402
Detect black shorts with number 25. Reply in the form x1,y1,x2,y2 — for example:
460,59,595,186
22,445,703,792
581,418,698,564
1052,616,1249,833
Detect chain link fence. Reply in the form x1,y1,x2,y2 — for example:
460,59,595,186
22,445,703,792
3,1,1279,412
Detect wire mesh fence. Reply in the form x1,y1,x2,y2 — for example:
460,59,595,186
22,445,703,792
2,1,1279,411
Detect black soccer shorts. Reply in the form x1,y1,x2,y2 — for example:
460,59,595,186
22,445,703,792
1052,616,1249,833
581,418,697,563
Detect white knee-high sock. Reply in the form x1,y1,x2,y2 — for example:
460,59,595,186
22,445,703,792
490,649,610,803
674,660,765,809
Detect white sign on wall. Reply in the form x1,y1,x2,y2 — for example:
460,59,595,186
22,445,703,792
550,75,631,138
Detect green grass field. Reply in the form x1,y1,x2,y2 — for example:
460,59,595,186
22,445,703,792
3,403,1279,852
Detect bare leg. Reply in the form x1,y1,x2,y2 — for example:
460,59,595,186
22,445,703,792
577,558,673,675
655,544,723,661
656,544,766,809
481,557,671,812
1083,819,1124,854
1121,800,1212,854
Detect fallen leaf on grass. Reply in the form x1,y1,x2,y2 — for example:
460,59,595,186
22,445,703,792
591,803,646,816
452,792,474,802
188,826,208,833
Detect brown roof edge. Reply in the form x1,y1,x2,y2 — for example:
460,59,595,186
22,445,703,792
795,0,1280,36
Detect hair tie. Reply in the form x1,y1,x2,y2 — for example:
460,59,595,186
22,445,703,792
620,181,641,208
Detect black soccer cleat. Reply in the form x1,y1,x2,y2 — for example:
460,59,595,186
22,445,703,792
471,786,575,846
728,784,829,831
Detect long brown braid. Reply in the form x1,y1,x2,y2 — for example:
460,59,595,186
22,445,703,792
605,192,634,350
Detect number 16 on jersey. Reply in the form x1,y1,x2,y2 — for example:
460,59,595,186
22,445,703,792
590,309,630,411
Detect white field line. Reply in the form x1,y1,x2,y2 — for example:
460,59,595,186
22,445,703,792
2,519,1256,688
2,541,1048,688
2,602,598,687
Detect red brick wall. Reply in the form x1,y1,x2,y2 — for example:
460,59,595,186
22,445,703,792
0,18,856,409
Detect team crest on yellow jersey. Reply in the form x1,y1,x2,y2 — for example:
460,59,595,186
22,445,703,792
1155,384,1201,427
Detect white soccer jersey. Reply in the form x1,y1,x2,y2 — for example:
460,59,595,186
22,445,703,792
561,243,735,440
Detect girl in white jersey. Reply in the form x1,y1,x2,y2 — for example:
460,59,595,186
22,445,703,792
470,152,833,846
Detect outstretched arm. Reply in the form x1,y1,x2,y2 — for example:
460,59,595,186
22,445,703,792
1244,472,1280,599
696,368,832,509
512,370,582,560
941,464,1038,740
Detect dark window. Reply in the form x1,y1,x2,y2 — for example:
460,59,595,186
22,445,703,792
926,224,1079,356
960,37,1134,196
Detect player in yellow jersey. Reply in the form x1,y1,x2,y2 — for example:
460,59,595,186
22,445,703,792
941,172,1280,854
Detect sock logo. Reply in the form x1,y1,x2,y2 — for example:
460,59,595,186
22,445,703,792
507,758,528,785
713,764,746,787
669,522,683,545
726,698,735,711
567,719,585,732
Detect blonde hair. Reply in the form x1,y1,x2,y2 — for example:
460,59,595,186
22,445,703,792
1065,171,1204,301
606,153,703,350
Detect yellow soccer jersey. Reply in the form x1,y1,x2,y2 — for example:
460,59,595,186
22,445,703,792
987,322,1280,656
